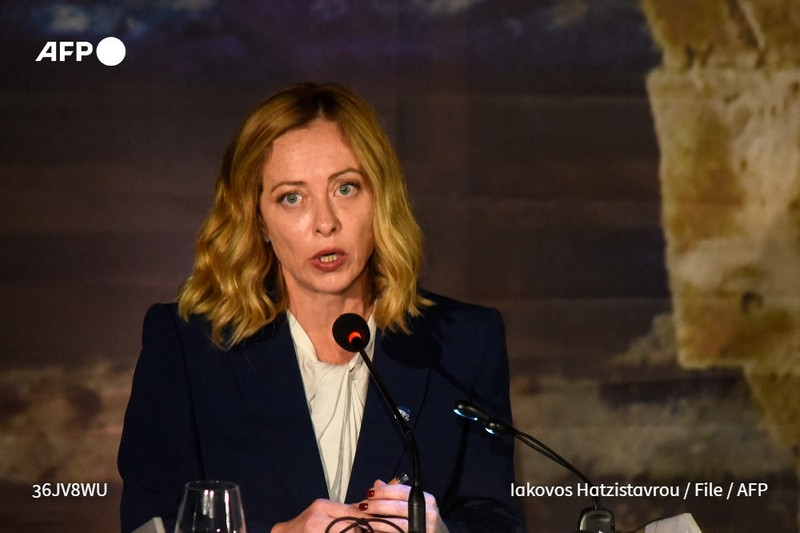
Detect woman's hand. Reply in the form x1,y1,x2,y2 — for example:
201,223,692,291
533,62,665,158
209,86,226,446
270,498,371,533
356,479,450,533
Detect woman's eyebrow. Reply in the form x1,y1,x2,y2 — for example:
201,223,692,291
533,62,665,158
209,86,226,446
328,167,364,181
268,180,305,194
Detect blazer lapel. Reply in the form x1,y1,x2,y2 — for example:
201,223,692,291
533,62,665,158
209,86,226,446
228,317,329,505
346,326,435,502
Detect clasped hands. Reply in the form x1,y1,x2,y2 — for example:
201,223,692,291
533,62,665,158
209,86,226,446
271,479,449,533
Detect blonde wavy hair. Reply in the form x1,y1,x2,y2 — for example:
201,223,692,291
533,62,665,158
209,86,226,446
178,82,430,347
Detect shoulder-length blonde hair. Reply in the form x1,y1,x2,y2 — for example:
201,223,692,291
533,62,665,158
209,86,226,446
178,82,430,347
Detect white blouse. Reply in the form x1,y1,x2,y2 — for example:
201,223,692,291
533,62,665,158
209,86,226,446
287,311,376,502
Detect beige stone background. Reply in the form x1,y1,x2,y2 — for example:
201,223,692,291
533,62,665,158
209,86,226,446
642,0,800,529
3,1,800,531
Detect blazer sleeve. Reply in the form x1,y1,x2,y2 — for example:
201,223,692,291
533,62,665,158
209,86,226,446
442,308,526,532
117,304,204,533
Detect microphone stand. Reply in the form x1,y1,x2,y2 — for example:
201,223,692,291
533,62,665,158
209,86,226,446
356,348,426,533
454,400,615,533
332,314,425,533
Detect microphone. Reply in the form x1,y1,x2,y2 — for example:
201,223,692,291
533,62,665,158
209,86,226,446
454,400,615,533
333,313,426,533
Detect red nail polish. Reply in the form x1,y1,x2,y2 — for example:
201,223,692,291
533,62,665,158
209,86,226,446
359,502,369,511
366,489,375,498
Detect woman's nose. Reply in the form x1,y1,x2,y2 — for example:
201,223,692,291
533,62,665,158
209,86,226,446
314,198,340,236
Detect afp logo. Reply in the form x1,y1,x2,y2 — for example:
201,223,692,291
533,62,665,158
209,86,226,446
35,37,126,66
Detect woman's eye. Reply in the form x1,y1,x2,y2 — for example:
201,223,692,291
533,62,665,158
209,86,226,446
338,183,355,196
281,192,301,205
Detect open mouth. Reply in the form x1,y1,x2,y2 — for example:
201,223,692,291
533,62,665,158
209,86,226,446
319,253,340,263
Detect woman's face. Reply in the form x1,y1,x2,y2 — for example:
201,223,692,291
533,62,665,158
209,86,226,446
259,119,375,305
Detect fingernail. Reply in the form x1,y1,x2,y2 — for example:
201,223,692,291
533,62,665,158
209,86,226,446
358,502,369,511
366,489,375,498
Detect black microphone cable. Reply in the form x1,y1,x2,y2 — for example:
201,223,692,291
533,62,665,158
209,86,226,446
325,516,405,532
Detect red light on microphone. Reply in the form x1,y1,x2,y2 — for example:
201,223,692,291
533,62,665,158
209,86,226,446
333,313,370,352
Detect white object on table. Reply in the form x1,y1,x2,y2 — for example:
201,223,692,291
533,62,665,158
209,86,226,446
132,517,166,533
645,513,702,533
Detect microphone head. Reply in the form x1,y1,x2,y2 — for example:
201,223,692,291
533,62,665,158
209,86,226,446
453,400,490,423
485,420,514,436
578,507,615,533
333,313,370,352
454,401,514,436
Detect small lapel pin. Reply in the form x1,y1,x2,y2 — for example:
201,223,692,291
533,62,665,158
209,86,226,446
397,405,411,422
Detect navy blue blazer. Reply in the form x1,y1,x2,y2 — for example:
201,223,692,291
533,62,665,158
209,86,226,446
118,292,525,532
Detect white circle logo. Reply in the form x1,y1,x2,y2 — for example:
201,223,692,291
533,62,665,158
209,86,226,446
95,37,126,66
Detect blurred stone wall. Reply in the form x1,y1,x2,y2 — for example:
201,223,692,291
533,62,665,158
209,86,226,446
642,0,800,525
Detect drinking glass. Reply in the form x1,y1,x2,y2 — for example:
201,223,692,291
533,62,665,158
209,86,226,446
175,480,247,533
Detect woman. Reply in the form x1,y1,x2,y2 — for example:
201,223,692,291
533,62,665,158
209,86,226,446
118,82,525,533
